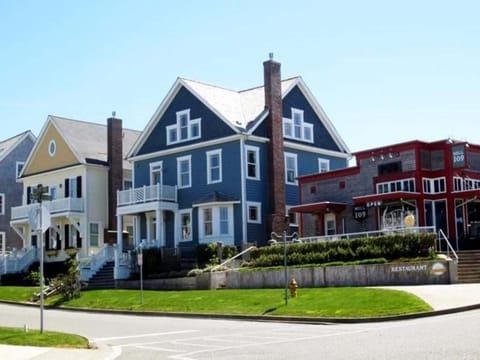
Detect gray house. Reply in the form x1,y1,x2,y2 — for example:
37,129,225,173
0,131,36,251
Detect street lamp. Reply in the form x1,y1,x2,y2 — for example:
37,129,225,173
270,230,297,305
30,184,51,334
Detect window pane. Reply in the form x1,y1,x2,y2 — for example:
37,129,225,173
248,206,258,221
284,122,292,137
220,207,229,234
191,123,199,138
304,127,312,141
181,213,191,241
89,223,99,247
204,209,212,235
169,128,177,143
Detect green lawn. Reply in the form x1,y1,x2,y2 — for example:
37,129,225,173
0,327,90,348
0,286,431,318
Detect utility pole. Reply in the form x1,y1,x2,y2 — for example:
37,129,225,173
30,184,51,334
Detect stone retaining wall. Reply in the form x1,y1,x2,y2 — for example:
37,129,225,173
116,260,456,290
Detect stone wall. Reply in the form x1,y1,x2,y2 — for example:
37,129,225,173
116,260,456,290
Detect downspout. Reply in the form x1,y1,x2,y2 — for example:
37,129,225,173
240,133,247,246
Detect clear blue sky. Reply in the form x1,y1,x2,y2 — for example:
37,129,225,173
1,0,478,152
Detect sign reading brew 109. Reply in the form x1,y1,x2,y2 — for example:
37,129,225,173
452,145,465,168
353,205,368,221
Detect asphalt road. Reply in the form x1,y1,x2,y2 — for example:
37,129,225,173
1,303,480,359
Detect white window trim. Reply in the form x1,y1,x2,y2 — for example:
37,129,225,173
16,161,25,179
245,145,260,180
179,208,192,242
318,158,330,173
150,161,163,185
177,155,192,189
285,152,298,185
286,205,299,227
247,201,262,224
207,149,222,184
89,222,102,248
423,177,446,194
0,193,4,215
197,205,234,245
283,107,314,143
166,109,202,145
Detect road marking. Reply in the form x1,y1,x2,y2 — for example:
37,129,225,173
93,330,198,342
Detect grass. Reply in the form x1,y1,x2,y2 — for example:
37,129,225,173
0,286,432,318
0,327,90,348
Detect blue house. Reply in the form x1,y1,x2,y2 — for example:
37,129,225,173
115,58,350,269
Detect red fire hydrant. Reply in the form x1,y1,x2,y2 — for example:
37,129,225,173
289,278,298,298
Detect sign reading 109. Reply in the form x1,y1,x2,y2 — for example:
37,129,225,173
353,205,368,221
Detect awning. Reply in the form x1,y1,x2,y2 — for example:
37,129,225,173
352,191,421,205
290,201,347,214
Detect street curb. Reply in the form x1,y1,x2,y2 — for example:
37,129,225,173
2,299,480,324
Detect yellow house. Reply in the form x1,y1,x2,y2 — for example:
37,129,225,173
10,115,139,280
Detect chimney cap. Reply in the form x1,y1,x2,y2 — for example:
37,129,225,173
112,111,116,118
269,52,274,60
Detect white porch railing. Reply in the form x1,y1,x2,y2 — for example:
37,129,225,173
11,198,84,220
298,226,437,244
117,184,177,207
79,245,115,281
0,247,37,275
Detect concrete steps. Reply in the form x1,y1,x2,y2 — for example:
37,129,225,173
457,251,480,284
87,261,115,289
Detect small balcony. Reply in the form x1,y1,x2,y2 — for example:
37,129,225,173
117,184,177,207
11,197,85,220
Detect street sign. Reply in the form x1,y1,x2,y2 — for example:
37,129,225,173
137,253,143,266
28,205,51,233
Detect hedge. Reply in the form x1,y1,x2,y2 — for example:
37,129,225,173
246,233,436,268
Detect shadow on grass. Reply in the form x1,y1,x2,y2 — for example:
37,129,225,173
262,307,277,315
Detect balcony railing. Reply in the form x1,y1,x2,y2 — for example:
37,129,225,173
11,198,85,220
117,184,177,207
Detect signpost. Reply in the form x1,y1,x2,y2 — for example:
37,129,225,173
271,230,298,306
138,246,143,305
29,184,51,334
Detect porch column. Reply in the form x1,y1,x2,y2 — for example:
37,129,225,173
173,210,179,248
156,209,161,247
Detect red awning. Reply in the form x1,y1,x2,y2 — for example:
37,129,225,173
352,191,421,205
290,201,347,214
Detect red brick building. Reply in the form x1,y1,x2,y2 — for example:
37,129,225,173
293,139,480,250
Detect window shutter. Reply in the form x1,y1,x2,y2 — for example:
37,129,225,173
76,231,82,248
76,176,82,198
65,179,69,198
45,229,50,250
27,186,31,204
56,233,61,250
65,225,70,248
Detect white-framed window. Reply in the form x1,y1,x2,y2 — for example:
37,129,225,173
16,161,24,179
318,158,330,173
423,177,446,194
247,202,262,223
177,155,192,189
48,140,56,157
325,213,336,235
150,161,163,185
207,149,222,184
285,153,298,185
89,222,100,248
0,232,5,250
376,178,416,194
0,193,4,215
283,108,313,143
166,109,201,145
246,145,260,180
197,205,234,244
124,179,133,190
180,209,192,241
286,206,299,227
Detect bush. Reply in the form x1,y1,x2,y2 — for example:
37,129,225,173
196,243,238,266
246,233,436,268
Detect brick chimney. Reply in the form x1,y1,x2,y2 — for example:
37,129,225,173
107,114,123,232
264,55,287,236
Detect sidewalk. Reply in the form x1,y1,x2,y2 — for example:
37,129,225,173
1,283,480,359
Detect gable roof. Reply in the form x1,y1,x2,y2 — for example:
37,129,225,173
129,75,349,158
0,131,36,163
22,115,140,176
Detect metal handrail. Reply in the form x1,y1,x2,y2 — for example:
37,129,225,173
437,229,459,262
210,246,256,272
299,226,436,243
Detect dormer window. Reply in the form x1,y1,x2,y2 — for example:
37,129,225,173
166,109,201,145
283,108,313,143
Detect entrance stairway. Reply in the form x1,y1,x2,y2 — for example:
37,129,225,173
457,251,480,283
87,261,115,289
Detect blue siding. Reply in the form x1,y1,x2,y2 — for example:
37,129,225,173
283,86,341,152
138,87,237,156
